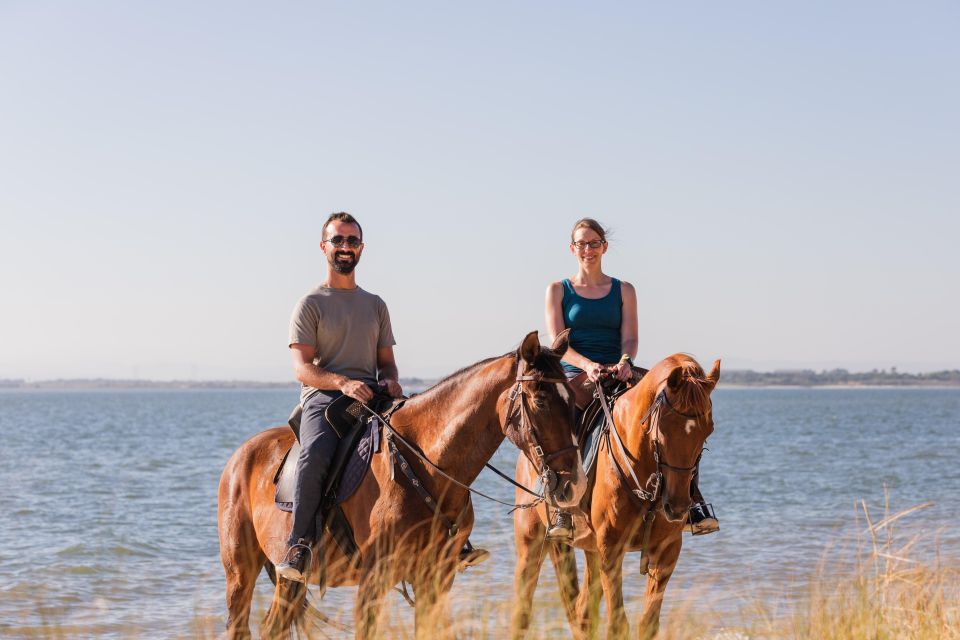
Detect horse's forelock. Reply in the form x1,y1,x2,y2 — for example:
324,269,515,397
672,358,712,412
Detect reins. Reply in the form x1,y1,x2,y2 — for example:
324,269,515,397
356,368,577,525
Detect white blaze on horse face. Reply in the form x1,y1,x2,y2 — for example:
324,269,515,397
685,419,697,434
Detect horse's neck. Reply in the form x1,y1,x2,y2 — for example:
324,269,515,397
616,386,659,469
396,358,513,486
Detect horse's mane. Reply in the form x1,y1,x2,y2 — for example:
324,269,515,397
410,346,567,403
417,354,505,399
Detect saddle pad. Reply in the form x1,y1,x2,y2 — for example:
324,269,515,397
274,421,380,512
581,416,605,478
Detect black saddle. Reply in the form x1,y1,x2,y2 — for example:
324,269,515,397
274,391,396,509
274,391,399,563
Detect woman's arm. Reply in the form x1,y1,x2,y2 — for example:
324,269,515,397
545,281,603,379
612,281,639,381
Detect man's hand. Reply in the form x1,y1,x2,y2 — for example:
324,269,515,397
339,378,374,403
379,378,403,398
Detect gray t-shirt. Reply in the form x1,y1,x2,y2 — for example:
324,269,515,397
288,285,396,403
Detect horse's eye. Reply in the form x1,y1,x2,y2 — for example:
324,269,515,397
533,392,548,409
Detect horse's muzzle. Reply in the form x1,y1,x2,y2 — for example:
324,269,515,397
552,464,587,508
662,499,690,523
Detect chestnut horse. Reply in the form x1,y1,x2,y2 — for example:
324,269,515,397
511,354,720,639
217,331,587,639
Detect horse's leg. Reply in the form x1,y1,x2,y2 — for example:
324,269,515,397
636,536,682,640
219,475,267,640
510,506,547,639
598,549,628,640
548,541,583,638
220,540,264,640
576,550,602,640
412,548,457,640
261,577,306,639
355,554,393,640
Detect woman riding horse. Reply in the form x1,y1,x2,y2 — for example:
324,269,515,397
544,217,718,538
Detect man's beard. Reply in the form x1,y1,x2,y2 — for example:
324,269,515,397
329,251,358,274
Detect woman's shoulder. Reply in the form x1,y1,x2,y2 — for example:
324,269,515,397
546,280,568,293
617,279,636,300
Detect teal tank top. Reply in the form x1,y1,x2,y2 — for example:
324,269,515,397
560,278,622,374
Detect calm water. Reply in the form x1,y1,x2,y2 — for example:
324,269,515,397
1,388,958,636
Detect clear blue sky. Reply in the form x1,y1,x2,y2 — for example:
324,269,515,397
1,2,957,380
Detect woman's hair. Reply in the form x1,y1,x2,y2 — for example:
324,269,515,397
570,218,608,243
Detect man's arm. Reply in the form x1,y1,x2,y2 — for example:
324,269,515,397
290,343,374,402
376,346,403,398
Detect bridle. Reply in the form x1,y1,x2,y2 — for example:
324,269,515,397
504,369,580,504
602,387,710,505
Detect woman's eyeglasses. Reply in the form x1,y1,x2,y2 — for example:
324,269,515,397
325,235,362,248
572,240,605,250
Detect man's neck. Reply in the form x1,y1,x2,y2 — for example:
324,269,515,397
322,271,358,290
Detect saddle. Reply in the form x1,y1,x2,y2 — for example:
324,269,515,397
273,392,398,560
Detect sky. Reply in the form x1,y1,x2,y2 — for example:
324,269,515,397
1,2,958,381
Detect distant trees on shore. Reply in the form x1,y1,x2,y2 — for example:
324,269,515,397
722,368,960,386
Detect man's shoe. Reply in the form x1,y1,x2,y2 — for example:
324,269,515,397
458,544,491,571
276,540,311,582
684,503,719,535
546,509,574,541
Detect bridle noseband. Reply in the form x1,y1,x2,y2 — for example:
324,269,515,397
505,370,579,503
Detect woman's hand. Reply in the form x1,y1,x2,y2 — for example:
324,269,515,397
585,361,606,383
610,361,633,382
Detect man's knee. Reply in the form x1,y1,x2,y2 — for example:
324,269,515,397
300,424,338,463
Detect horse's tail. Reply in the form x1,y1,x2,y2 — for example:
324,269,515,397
262,561,352,636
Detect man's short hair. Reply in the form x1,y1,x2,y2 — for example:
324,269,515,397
323,212,363,241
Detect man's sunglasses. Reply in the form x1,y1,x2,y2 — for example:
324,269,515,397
325,235,362,249
572,240,605,250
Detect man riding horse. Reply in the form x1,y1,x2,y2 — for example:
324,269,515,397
276,211,404,581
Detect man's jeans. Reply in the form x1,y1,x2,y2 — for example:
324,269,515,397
288,390,342,546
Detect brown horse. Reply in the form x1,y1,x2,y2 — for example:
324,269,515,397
511,354,720,639
217,330,588,639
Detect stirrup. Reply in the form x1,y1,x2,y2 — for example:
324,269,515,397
684,502,719,536
546,510,574,541
458,542,491,571
276,540,313,582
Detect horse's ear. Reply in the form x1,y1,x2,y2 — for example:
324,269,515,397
706,359,721,388
550,329,570,356
667,366,684,391
519,330,540,364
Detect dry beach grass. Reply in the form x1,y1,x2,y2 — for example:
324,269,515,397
3,502,957,639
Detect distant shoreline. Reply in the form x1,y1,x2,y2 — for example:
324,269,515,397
2,370,959,390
